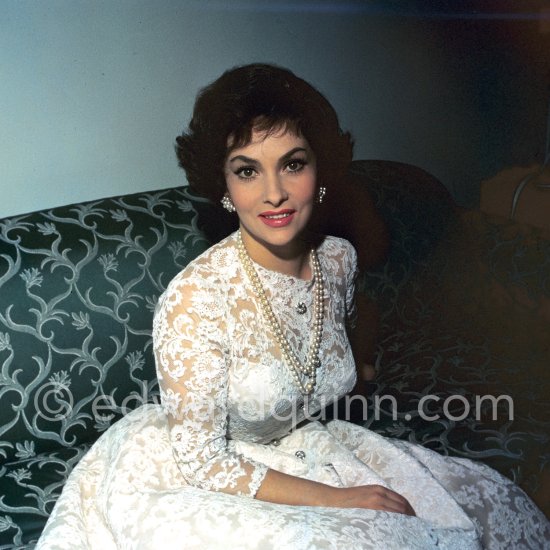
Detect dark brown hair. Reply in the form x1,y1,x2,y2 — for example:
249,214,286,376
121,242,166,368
175,63,353,202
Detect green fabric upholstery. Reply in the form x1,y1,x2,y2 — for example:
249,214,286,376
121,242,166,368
0,188,214,462
0,186,215,547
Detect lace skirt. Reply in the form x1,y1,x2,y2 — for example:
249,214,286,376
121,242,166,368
37,404,550,549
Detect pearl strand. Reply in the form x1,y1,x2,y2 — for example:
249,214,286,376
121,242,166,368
236,231,324,395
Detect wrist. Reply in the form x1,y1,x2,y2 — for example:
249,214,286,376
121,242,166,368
316,484,341,507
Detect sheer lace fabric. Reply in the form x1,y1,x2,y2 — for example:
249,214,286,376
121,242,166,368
37,234,550,549
153,234,358,496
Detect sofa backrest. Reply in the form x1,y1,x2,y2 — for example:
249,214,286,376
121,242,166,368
349,160,456,315
0,187,215,462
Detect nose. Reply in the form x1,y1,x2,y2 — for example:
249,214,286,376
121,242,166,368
263,172,288,206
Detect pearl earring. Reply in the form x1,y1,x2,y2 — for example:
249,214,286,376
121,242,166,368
221,195,236,212
317,187,327,204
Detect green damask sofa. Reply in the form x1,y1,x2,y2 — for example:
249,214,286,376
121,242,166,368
1,160,549,548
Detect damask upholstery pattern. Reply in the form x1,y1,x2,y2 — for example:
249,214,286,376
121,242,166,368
1,160,548,548
0,188,214,548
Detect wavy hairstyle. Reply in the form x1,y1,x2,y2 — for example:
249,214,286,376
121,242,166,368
175,63,353,203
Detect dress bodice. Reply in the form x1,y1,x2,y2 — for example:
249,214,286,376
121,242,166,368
152,232,358,496
225,236,357,444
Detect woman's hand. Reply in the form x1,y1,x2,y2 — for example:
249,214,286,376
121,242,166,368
256,470,415,516
329,485,416,516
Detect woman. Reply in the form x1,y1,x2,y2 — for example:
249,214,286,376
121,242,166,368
38,64,549,549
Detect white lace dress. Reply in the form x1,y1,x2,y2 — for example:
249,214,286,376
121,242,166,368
38,233,549,549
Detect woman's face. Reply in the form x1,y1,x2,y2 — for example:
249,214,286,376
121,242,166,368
224,127,317,264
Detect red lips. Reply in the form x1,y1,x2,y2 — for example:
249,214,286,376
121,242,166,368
258,209,296,227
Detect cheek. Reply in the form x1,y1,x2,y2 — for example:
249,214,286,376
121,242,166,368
302,173,317,203
226,181,253,211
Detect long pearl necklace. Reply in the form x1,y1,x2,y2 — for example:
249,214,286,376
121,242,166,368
236,231,324,395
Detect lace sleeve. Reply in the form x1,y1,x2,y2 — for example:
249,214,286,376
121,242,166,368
344,241,359,330
153,271,268,497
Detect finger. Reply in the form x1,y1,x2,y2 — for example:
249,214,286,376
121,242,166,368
382,488,410,507
380,490,416,516
371,500,408,515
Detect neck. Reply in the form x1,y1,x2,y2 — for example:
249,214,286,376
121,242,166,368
238,229,312,280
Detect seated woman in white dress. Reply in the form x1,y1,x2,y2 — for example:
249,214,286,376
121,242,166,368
38,63,550,549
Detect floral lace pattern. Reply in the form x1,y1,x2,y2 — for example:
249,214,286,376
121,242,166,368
152,233,357,495
36,234,550,549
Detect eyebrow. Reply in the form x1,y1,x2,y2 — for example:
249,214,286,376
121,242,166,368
228,147,308,164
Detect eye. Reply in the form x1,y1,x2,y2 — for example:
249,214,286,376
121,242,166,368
235,166,256,180
286,159,307,173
